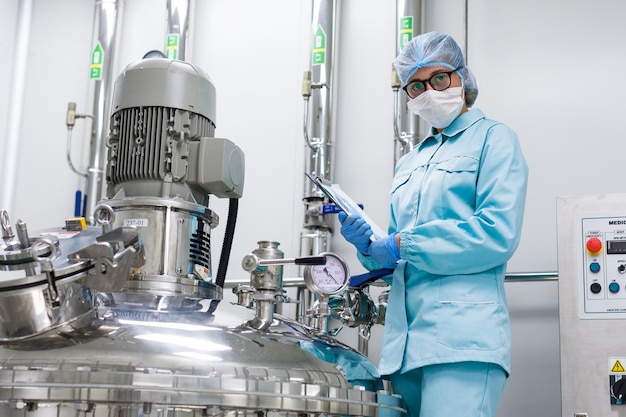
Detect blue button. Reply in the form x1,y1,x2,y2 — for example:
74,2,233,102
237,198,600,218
609,282,620,293
590,262,601,273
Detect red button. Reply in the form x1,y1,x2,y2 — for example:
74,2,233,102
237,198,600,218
586,237,603,254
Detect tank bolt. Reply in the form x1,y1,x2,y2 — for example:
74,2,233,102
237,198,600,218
204,405,222,416
9,400,25,409
73,401,94,412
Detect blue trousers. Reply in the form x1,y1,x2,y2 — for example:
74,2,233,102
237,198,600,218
389,362,507,417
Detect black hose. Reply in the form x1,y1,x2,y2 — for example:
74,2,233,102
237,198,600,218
215,198,238,288
207,198,239,316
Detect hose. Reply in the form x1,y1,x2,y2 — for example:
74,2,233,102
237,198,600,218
215,198,238,288
208,197,239,315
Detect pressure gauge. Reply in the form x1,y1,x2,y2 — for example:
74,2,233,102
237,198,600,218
303,252,349,295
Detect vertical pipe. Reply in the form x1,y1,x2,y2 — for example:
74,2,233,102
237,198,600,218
304,0,338,194
296,0,339,322
166,0,194,61
392,0,423,166
300,0,339,258
83,0,123,225
0,0,33,215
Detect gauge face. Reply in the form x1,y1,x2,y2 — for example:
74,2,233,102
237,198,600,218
304,253,349,295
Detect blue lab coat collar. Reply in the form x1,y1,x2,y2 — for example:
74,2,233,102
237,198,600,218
421,108,486,146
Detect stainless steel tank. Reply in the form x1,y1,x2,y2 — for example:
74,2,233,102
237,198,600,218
0,218,402,416
0,58,404,417
0,287,399,416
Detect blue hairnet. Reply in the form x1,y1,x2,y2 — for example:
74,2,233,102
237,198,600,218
394,32,479,106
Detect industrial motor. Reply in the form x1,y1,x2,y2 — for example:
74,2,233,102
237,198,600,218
104,58,244,297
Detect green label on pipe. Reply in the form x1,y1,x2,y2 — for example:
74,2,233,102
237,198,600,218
90,41,104,80
399,16,413,50
312,25,326,65
166,34,179,60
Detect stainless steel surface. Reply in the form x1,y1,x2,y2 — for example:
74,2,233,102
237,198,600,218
505,271,558,282
0,231,57,268
0,223,142,342
300,0,340,260
393,0,422,164
0,209,14,240
0,220,402,416
105,197,220,298
0,277,95,342
166,0,193,61
224,272,559,289
0,299,404,416
298,0,340,336
65,101,92,179
15,219,30,248
303,0,338,194
84,0,123,225
246,241,284,290
93,202,116,232
241,254,326,272
241,241,285,330
299,229,331,273
68,226,144,292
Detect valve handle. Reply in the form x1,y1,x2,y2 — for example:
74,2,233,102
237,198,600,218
294,255,326,265
242,255,326,272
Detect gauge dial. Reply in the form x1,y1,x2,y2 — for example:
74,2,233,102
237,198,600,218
303,252,349,295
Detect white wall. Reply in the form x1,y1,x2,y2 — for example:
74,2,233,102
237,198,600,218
2,1,625,416
470,0,626,274
0,0,94,227
0,2,16,155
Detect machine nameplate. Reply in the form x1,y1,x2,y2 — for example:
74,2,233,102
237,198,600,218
123,218,148,227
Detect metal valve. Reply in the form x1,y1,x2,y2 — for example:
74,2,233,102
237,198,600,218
239,241,327,331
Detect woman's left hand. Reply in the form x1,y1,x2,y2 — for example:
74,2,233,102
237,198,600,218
368,232,400,268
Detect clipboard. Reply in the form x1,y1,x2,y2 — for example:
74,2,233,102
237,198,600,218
305,173,387,240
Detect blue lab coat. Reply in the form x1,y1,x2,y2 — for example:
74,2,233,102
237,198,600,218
358,108,528,377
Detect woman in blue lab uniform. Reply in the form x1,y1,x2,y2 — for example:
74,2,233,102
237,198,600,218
338,32,528,417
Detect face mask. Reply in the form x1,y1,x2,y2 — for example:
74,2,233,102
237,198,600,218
407,87,465,129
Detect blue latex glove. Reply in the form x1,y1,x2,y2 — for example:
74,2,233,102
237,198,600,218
367,232,400,268
338,211,373,254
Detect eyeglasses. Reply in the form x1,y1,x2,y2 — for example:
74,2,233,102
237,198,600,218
402,68,461,99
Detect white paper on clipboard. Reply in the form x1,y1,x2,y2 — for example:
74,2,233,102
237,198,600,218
305,173,388,240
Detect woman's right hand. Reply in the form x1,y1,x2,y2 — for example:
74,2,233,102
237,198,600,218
338,212,373,254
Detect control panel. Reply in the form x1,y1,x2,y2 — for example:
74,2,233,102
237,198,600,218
580,215,626,318
558,195,626,416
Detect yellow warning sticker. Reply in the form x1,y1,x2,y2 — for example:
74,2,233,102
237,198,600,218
610,358,626,374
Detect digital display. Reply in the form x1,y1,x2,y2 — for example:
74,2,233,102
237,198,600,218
607,240,626,254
